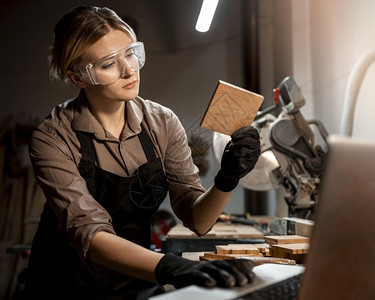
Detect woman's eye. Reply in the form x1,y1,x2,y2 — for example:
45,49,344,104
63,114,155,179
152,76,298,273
100,61,116,70
125,51,135,59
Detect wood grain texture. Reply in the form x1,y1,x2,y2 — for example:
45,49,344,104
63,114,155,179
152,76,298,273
166,223,264,239
264,235,310,245
200,81,264,135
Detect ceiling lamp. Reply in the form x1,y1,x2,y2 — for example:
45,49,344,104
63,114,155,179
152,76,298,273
195,0,219,32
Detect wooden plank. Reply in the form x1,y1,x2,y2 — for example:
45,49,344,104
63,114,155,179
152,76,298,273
200,252,296,266
202,252,263,260
166,223,264,239
253,243,270,253
270,243,309,264
227,244,260,255
216,244,260,255
182,252,204,261
216,245,232,254
271,243,310,255
200,81,264,135
243,256,296,266
203,252,235,260
264,235,309,245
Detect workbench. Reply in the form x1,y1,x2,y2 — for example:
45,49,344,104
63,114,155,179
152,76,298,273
161,222,265,254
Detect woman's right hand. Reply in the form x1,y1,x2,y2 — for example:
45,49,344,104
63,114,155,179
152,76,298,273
155,253,255,288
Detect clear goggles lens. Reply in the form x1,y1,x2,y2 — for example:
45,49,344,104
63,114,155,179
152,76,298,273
79,41,145,85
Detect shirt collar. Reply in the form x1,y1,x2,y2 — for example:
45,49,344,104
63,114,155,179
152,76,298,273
71,89,144,141
123,97,143,139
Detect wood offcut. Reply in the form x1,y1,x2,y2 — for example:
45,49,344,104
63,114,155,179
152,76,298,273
200,81,264,136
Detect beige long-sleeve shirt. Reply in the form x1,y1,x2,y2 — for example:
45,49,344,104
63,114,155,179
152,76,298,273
29,91,206,260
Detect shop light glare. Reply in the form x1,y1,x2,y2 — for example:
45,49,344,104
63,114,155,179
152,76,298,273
195,0,219,32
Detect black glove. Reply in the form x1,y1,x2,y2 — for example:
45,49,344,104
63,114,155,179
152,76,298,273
155,253,255,289
215,126,261,192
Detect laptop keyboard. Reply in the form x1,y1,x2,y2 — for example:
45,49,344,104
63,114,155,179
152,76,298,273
236,272,304,300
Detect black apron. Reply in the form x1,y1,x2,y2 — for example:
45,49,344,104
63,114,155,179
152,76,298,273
26,124,168,300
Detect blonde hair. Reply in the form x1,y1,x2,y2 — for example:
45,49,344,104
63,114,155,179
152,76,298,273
48,6,137,81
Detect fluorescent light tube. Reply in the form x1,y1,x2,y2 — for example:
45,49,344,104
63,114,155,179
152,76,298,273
195,0,219,32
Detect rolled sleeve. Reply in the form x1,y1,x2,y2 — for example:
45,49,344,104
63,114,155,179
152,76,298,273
30,122,115,261
64,197,115,260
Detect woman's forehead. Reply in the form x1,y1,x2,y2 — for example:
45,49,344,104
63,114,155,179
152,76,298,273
82,30,133,64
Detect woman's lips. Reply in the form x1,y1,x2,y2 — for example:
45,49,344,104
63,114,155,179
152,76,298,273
123,80,137,89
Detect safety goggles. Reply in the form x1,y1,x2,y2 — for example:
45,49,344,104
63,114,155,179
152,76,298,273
77,41,145,85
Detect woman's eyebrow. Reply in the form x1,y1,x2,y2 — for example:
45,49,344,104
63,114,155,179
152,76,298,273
99,53,118,62
100,47,128,61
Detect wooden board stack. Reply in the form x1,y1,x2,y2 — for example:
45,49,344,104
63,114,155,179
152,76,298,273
200,235,310,265
265,235,309,264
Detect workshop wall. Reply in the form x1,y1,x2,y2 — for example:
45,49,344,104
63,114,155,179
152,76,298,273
290,0,375,141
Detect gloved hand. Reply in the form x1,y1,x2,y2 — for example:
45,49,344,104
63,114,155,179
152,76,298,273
155,253,255,289
215,126,261,192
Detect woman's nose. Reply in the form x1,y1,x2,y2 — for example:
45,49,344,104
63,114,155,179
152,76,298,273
121,64,135,78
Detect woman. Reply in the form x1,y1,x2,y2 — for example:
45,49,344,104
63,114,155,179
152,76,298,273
26,5,261,299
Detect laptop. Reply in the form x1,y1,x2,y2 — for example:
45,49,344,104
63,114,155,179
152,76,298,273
298,134,375,299
151,135,375,300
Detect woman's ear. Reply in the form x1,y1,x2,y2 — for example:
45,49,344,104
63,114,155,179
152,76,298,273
66,70,88,88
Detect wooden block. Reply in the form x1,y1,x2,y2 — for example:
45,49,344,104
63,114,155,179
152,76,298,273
265,235,309,245
227,244,260,255
166,223,264,239
240,256,296,266
203,252,262,260
285,253,307,264
202,252,236,261
200,255,215,261
199,252,296,266
272,243,309,255
269,246,308,264
200,81,264,135
252,243,270,253
270,243,309,263
216,245,232,254
252,243,271,256
182,252,205,261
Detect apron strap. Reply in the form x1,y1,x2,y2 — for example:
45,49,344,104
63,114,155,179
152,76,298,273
76,131,96,164
139,123,157,162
